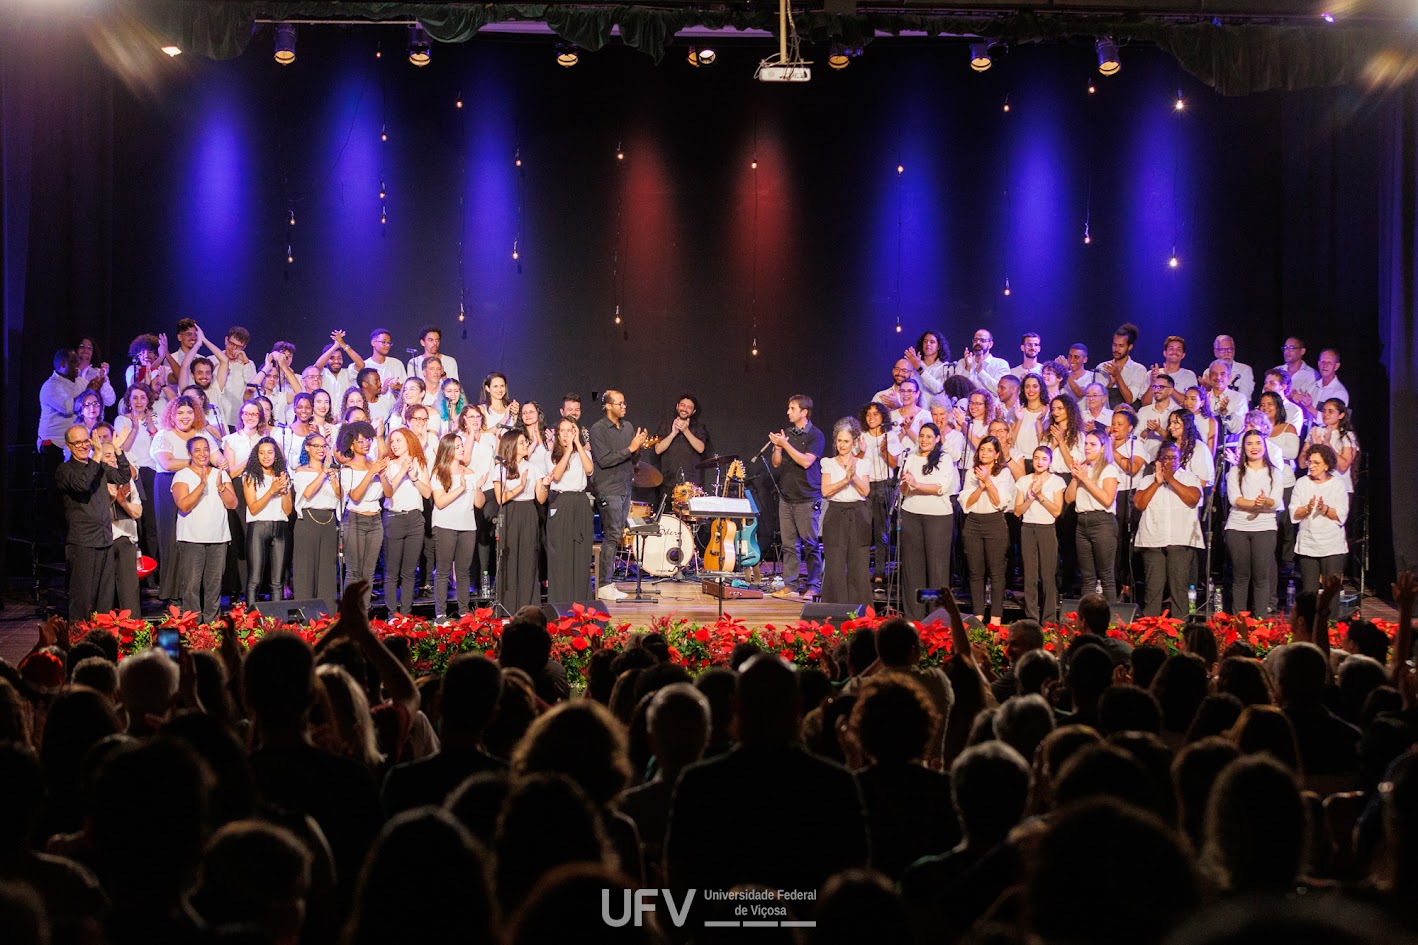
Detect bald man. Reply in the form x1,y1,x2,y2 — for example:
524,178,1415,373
56,424,132,619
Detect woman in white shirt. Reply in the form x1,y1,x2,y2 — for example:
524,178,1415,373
310,388,337,437
1108,408,1148,599
1133,443,1205,617
1011,373,1048,472
858,402,901,588
1309,398,1359,494
904,330,952,409
151,395,222,603
961,435,1015,625
494,429,547,612
820,418,871,606
478,371,518,434
242,437,294,610
434,378,467,434
336,420,388,611
384,378,428,439
962,389,1001,471
1290,443,1349,595
381,428,432,615
1225,431,1281,615
1184,386,1219,454
399,404,441,460
899,423,959,621
1164,409,1216,488
102,443,143,614
171,435,237,622
546,418,595,605
1015,447,1066,622
115,384,160,570
291,432,342,602
1040,361,1067,403
1259,391,1301,574
431,432,487,621
459,405,502,587
888,379,928,456
1066,430,1122,603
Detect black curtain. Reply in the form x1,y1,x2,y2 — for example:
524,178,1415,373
1382,79,1418,577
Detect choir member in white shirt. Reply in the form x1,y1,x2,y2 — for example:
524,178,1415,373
101,442,143,615
858,402,902,586
381,428,433,615
1066,430,1122,603
1210,335,1255,403
1040,361,1067,402
1011,374,1049,471
903,331,953,409
336,421,388,612
385,378,428,438
1009,332,1044,379
1185,387,1220,455
1014,447,1066,622
151,396,223,603
1296,348,1349,423
357,367,396,429
1261,370,1305,431
310,389,337,437
494,429,547,612
74,337,116,408
366,328,408,393
1096,322,1149,409
291,432,342,602
1133,443,1205,617
313,330,364,396
407,325,460,381
899,423,959,620
1200,363,1245,436
889,378,929,455
1152,336,1199,407
956,328,1010,390
171,435,238,622
434,378,468,434
1163,409,1216,488
961,389,1002,471
1225,431,1282,615
1274,336,1320,404
1307,398,1359,494
1290,443,1349,595
820,418,871,606
1109,408,1148,597
996,374,1022,422
873,359,918,413
242,437,294,610
546,418,595,605
961,435,1015,624
1135,375,1176,450
431,432,487,621
1081,383,1113,432
114,385,160,566
1064,344,1099,399
479,372,519,434
987,419,1030,482
418,357,448,410
928,403,968,470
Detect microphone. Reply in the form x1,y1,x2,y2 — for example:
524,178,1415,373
757,440,774,456
405,348,418,355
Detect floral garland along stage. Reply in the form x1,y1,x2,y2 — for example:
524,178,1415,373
80,605,1396,684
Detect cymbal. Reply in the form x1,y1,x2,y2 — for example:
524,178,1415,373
695,453,740,470
633,463,664,488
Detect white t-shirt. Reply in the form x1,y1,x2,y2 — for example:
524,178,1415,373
243,472,292,523
173,467,232,543
1097,358,1150,404
114,414,157,470
858,431,903,483
320,366,356,399
503,460,539,502
383,461,428,513
900,452,958,515
1045,433,1085,474
1111,437,1146,491
340,465,385,515
431,469,479,530
1225,465,1281,533
408,352,459,382
1135,468,1205,549
150,429,219,469
368,356,407,389
292,468,340,516
1074,463,1121,514
889,409,928,451
1018,473,1066,525
549,452,590,492
1311,429,1358,493
1270,431,1300,489
961,467,1015,514
821,456,866,504
1290,475,1349,557
222,430,262,472
1013,407,1046,457
1161,367,1199,394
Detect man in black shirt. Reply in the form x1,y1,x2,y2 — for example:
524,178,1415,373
654,393,712,491
590,390,648,602
55,424,132,620
769,395,825,599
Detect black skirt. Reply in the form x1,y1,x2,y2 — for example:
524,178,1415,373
546,491,595,605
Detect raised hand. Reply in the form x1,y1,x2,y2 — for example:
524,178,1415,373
1393,571,1417,609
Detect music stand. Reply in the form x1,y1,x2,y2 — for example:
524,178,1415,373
623,493,669,603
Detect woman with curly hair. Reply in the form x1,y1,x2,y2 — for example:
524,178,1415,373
242,436,293,608
904,329,953,409
857,401,901,587
1290,442,1348,594
1163,408,1216,488
961,435,1015,624
1308,397,1359,494
381,427,432,615
1045,392,1085,591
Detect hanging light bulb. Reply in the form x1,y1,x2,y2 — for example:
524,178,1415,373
1168,247,1180,268
286,245,294,264
379,181,386,200
456,92,464,109
616,142,624,161
381,206,388,225
897,164,904,175
288,209,296,226
381,123,388,143
1002,95,1011,113
515,149,522,168
458,302,465,323
614,304,622,326
511,240,519,261
1083,224,1091,245
1087,79,1096,94
751,338,759,357
375,44,382,59
1003,278,1012,296
1174,90,1185,111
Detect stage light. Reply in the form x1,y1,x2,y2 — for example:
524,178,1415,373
1003,278,1012,296
375,44,382,59
616,142,624,161
1002,95,1011,113
515,150,522,167
455,92,463,109
380,123,388,142
161,45,182,57
288,210,296,226
895,323,903,333
408,24,432,67
688,46,717,67
969,42,992,72
828,43,861,70
1088,79,1096,94
379,181,386,200
381,207,388,225
1174,90,1185,110
1321,12,1335,22
286,245,294,264
1096,37,1121,76
897,164,904,174
1169,250,1180,268
556,42,579,67
751,158,758,169
751,338,759,356
614,304,622,325
274,23,296,65
511,240,520,261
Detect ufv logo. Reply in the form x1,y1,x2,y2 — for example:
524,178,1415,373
602,889,697,927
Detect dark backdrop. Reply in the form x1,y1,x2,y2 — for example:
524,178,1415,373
4,22,1407,584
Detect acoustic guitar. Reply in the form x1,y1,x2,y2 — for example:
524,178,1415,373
702,460,743,572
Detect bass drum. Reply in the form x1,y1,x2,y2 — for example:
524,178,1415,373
638,515,697,577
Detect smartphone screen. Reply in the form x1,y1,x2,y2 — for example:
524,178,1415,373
156,627,181,659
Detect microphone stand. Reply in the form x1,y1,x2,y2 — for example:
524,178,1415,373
1201,436,1226,616
1120,432,1139,603
749,440,786,590
495,459,509,617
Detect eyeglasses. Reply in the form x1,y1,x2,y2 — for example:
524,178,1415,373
67,438,91,448
411,414,428,422
1282,344,1301,351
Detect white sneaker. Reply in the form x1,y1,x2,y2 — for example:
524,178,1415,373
596,584,625,602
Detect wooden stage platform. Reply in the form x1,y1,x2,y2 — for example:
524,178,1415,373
597,572,853,629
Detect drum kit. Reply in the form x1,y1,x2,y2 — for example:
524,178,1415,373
619,453,742,578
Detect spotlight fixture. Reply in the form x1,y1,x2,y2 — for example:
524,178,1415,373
688,46,718,67
827,43,862,70
408,23,432,67
555,42,580,68
969,41,993,73
274,23,296,65
161,45,182,57
1096,36,1121,76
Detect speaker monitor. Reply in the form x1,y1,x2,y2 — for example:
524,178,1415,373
251,598,334,623
1060,599,1140,627
799,602,866,622
540,602,611,630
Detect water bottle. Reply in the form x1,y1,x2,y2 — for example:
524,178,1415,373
1095,580,1104,597
1211,584,1224,616
1285,578,1296,612
481,570,491,598
1187,584,1197,614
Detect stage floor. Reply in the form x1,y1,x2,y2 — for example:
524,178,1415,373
598,572,844,629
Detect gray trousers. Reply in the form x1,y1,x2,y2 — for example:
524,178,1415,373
962,511,1009,621
246,519,289,608
596,492,630,588
293,513,339,601
1021,523,1059,622
341,511,384,612
1076,510,1119,602
178,540,227,623
112,539,140,615
66,543,114,621
1298,553,1347,596
820,502,870,606
384,509,424,614
779,500,823,594
433,526,476,618
1142,546,1195,617
1226,529,1277,615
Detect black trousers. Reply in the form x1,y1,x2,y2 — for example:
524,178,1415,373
433,526,477,618
1226,529,1277,615
596,492,630,589
499,500,541,611
1115,489,1137,597
1298,553,1347,596
246,519,290,608
547,491,594,605
384,509,425,614
474,490,497,586
66,543,114,621
962,511,1009,622
821,501,871,606
900,511,953,620
293,513,339,601
867,480,894,579
1076,510,1119,602
112,539,140,614
155,471,180,600
137,466,159,564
